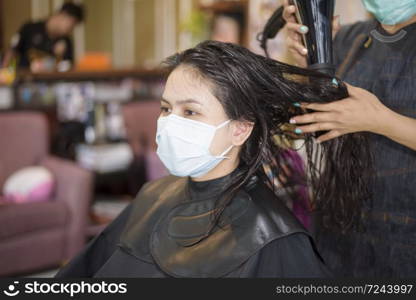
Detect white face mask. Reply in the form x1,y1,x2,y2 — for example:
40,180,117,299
155,114,233,178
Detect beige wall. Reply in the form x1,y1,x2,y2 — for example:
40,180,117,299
83,0,113,55
1,0,32,51
135,0,155,67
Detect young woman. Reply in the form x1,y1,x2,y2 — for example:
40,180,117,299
55,41,370,278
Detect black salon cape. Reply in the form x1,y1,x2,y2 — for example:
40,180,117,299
56,172,330,278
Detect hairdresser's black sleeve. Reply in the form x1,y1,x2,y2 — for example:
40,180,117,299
11,23,30,55
253,232,332,278
54,203,133,277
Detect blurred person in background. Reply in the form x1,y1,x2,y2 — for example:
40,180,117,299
1,2,84,72
211,13,244,44
283,0,416,277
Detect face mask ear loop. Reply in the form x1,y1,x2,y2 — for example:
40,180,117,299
219,144,234,158
216,119,231,129
214,119,233,158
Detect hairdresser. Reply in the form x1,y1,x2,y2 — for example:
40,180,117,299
282,0,416,277
1,2,84,72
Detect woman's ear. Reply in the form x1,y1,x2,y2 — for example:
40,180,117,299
231,120,254,146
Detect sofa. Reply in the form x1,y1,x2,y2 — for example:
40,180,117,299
0,112,93,277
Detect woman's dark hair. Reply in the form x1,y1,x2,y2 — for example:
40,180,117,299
163,40,372,235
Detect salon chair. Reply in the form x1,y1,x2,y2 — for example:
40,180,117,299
0,112,93,276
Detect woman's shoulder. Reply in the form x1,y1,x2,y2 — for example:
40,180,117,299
245,180,331,277
244,177,308,237
253,232,331,277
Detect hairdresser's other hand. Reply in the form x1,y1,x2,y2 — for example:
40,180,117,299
289,83,391,142
282,0,341,68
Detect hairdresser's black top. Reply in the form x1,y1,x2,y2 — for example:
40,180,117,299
56,167,330,278
11,21,73,68
317,19,416,277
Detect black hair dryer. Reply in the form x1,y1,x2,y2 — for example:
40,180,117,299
290,0,335,76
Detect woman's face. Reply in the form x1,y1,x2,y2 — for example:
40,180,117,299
160,65,233,156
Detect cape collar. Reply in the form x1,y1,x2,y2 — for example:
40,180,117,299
186,165,242,201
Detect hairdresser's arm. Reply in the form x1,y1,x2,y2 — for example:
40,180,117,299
1,49,15,68
290,83,416,151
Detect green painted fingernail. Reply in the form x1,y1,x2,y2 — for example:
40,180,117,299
295,128,303,134
300,26,308,33
332,78,339,86
293,102,301,107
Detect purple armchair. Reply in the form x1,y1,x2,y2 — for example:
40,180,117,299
0,112,93,277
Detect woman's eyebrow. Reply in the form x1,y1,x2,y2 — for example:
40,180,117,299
162,98,203,106
178,99,203,106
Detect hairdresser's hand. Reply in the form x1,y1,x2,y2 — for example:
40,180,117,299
289,83,391,142
282,0,341,68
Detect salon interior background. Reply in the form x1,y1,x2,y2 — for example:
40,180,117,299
0,0,369,69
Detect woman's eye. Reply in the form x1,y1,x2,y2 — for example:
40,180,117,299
184,109,197,116
160,106,171,113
